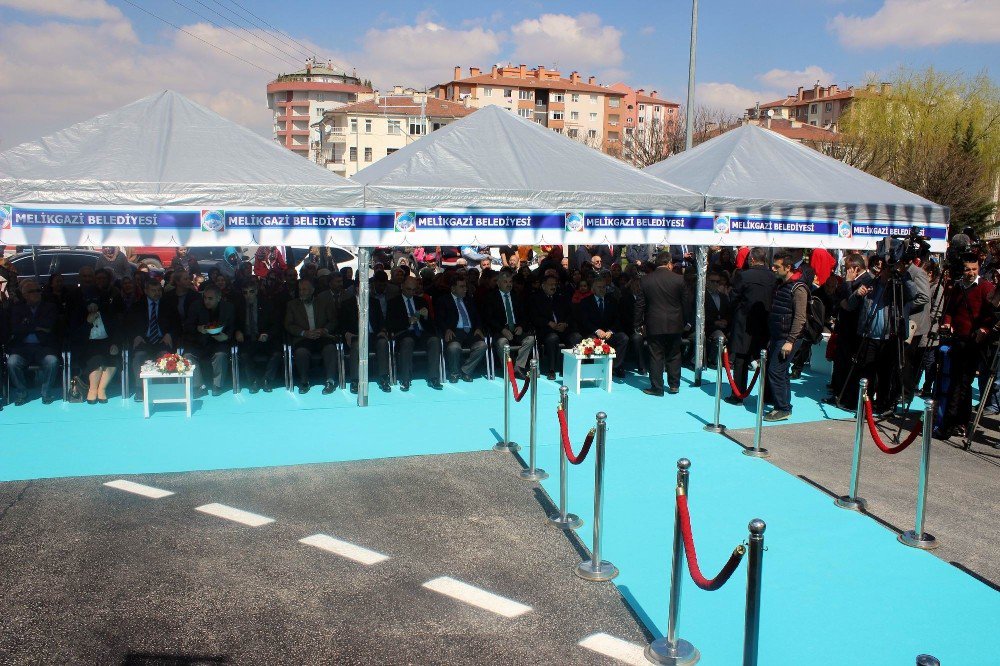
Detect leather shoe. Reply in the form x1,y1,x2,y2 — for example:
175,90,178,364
133,392,144,403
249,380,260,395
642,388,664,397
724,396,742,405
790,368,802,379
87,398,97,405
299,384,310,394
322,382,336,395
461,372,474,383
98,397,108,404
448,374,459,384
15,395,29,406
546,372,556,381
378,378,392,393
262,380,273,393
667,387,680,394
42,394,57,405
400,381,411,392
350,382,359,394
430,380,443,390
210,387,223,397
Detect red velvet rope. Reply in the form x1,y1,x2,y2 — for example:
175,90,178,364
722,349,760,401
557,407,596,465
676,490,746,591
863,399,922,454
506,357,530,402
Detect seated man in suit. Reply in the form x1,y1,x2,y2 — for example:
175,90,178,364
705,269,733,368
183,284,235,397
6,279,62,405
617,273,647,375
234,278,281,393
434,275,487,382
484,268,535,378
390,276,443,391
529,274,581,380
284,277,339,394
127,280,179,401
340,287,392,394
577,276,629,377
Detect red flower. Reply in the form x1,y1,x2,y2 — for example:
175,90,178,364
584,347,594,356
602,344,611,354
166,360,177,371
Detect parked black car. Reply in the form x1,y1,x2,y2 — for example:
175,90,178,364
8,249,103,287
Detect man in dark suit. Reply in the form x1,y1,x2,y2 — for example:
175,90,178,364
340,288,392,394
705,269,733,368
234,278,281,393
161,269,199,323
434,276,487,382
484,268,535,378
284,277,339,394
390,276,442,391
635,251,689,395
6,279,61,405
529,274,580,380
577,276,629,376
725,248,774,404
183,284,235,396
617,273,647,375
127,280,180,401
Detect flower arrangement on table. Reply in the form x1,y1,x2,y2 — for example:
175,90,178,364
141,353,194,374
573,337,614,357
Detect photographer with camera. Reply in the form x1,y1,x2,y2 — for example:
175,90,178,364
934,254,995,439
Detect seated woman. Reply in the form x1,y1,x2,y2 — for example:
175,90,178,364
72,295,120,404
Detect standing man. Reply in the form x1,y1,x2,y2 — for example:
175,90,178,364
725,248,773,404
485,269,535,378
635,251,688,396
704,268,732,368
764,252,810,421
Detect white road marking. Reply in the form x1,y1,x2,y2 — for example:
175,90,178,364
299,534,389,565
578,633,649,665
103,480,174,499
195,503,274,527
422,576,532,618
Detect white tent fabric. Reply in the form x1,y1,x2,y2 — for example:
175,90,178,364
354,104,703,211
0,90,364,208
644,123,948,226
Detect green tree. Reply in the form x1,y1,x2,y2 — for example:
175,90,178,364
837,67,1000,236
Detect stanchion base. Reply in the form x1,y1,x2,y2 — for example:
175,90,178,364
899,530,938,550
575,559,618,582
742,447,770,458
519,467,549,482
834,496,867,512
645,637,700,665
548,512,583,530
703,424,725,434
493,440,521,452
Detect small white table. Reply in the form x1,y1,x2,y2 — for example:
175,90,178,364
140,367,195,418
562,350,616,394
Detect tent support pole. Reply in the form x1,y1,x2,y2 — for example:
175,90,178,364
357,247,370,407
693,245,707,387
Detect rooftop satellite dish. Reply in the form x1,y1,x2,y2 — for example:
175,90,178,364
766,109,774,118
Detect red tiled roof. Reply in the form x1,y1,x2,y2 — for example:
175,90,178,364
328,96,475,119
763,120,841,142
758,89,869,110
636,94,679,106
432,74,622,96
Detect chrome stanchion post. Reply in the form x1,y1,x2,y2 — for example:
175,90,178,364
646,458,699,665
704,332,726,433
494,342,520,452
899,399,938,549
549,385,582,530
742,519,766,666
743,349,770,458
835,378,868,511
576,412,618,582
520,359,548,481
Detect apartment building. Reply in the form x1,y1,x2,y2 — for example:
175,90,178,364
747,82,887,132
607,83,680,158
430,65,626,146
266,59,371,161
316,89,475,177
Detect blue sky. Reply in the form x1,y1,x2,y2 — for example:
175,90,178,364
0,0,998,146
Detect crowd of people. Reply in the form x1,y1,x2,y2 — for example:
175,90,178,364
1,241,999,442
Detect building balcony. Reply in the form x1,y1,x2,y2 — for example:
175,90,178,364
289,129,311,136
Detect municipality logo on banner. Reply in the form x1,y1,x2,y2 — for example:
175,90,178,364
394,211,416,233
565,212,585,233
201,210,225,232
838,220,853,238
713,215,731,234
0,205,11,230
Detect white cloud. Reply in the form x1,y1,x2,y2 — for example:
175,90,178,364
696,82,783,115
350,21,502,89
510,13,623,72
0,0,123,22
830,0,1000,48
757,65,836,90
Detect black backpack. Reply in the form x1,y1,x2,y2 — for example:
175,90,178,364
804,290,826,344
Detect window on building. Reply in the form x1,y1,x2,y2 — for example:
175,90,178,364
654,106,661,114
388,120,401,135
638,116,645,123
349,146,357,162
588,129,598,139
387,148,398,156
568,128,579,138
350,118,358,132
810,104,818,114
365,119,372,133
668,108,674,114
318,93,325,102
825,102,832,111
483,87,493,97
638,104,645,111
570,111,579,120
609,98,620,108
364,147,372,162
518,108,532,118
571,93,580,103
551,93,564,103
409,118,425,135
810,121,817,126
589,112,598,121
316,108,325,116
504,88,513,98
590,94,598,104
609,131,619,141
551,111,564,120
519,89,532,100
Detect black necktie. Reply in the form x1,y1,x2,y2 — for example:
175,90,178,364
148,301,161,343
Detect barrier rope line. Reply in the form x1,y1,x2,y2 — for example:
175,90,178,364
676,487,746,591
506,357,530,402
863,398,922,454
722,349,760,400
557,406,596,465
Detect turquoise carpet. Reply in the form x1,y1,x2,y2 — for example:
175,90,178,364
2,368,997,664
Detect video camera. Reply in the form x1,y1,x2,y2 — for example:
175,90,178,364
944,226,983,281
875,227,931,273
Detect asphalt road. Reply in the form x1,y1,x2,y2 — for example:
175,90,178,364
0,452,649,666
